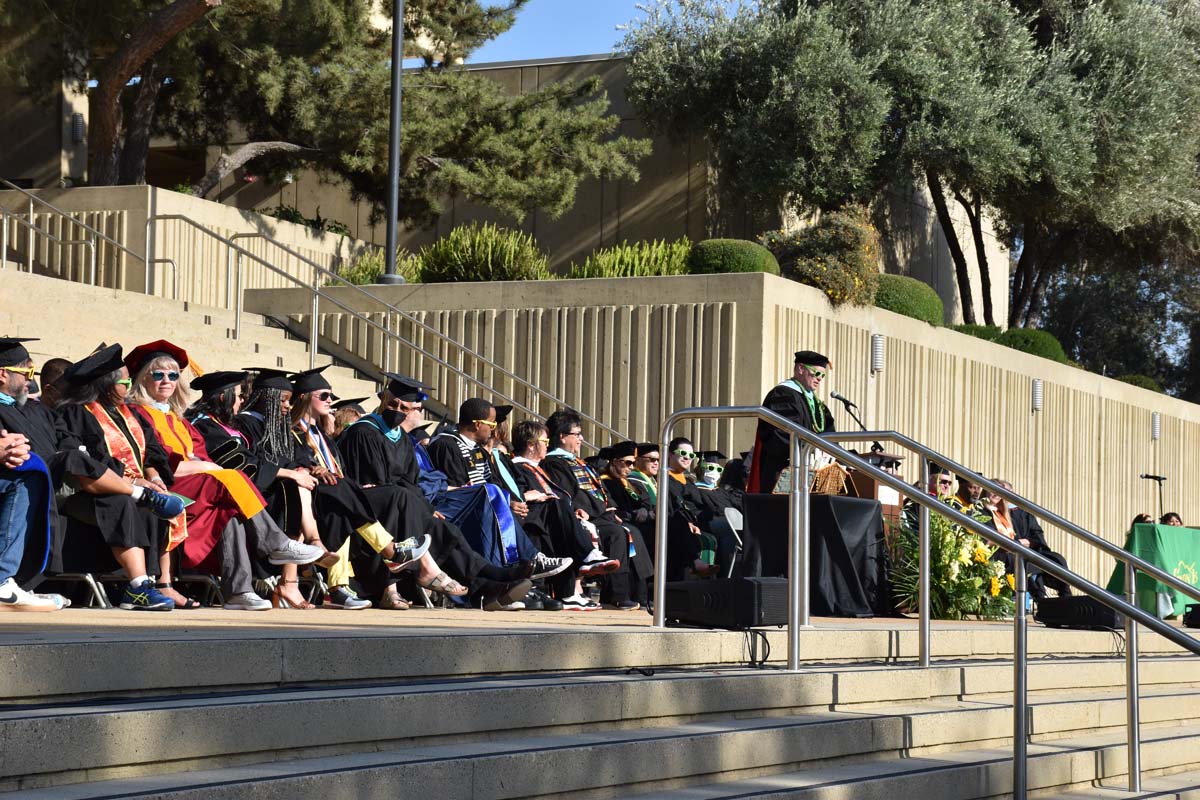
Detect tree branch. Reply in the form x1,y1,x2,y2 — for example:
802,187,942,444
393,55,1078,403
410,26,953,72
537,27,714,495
192,141,319,198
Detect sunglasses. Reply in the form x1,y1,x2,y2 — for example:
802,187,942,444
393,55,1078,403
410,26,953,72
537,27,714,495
803,365,827,379
615,458,636,467
673,449,695,459
116,378,133,388
473,418,498,429
313,391,334,401
3,365,36,379
937,479,953,486
537,436,550,444
702,464,725,473
641,456,660,463
150,370,181,382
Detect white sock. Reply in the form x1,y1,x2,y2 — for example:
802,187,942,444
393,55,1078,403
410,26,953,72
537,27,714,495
129,575,148,588
129,485,145,500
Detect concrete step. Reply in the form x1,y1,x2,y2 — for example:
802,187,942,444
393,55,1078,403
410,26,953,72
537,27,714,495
1043,768,1200,798
6,690,1200,799
0,267,378,398
3,659,1200,792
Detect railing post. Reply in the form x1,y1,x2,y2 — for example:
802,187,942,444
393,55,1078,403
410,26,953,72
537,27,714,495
88,236,97,286
788,434,811,671
234,252,245,341
2,209,8,271
225,246,234,309
1013,553,1028,800
652,425,672,628
26,196,33,272
919,460,931,667
309,266,320,369
1125,559,1142,792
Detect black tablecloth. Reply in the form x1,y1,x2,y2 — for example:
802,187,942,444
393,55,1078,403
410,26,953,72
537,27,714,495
739,493,889,618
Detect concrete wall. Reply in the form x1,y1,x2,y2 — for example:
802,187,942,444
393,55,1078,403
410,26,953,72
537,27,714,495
246,271,1192,587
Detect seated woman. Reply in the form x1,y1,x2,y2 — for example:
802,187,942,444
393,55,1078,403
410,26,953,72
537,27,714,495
121,340,330,610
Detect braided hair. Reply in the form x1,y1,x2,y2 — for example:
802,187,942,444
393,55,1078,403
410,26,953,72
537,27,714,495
244,386,295,465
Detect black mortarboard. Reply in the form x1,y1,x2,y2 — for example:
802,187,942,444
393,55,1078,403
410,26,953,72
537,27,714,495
0,337,37,368
793,350,831,368
333,397,368,412
605,440,637,460
635,442,659,457
411,428,430,444
244,367,293,392
190,370,248,395
382,372,429,402
62,343,124,385
289,365,332,394
698,450,727,463
125,339,188,376
458,397,494,425
494,404,513,425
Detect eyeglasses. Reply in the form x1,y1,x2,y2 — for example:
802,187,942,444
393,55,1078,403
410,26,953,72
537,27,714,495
150,370,180,382
702,464,724,473
615,459,636,468
564,430,583,438
803,365,826,379
937,479,953,487
116,378,133,388
641,456,660,463
673,449,695,459
2,365,35,379
473,419,498,429
313,391,334,401
537,436,550,444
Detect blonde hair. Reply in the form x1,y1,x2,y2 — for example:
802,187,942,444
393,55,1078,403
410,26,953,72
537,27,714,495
129,355,191,416
332,406,362,437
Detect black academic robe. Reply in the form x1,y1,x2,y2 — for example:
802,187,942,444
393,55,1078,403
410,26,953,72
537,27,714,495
750,381,836,493
190,416,298,537
426,432,489,487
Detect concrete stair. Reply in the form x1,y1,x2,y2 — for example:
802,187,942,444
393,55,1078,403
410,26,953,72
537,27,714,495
1,615,1199,799
0,267,378,398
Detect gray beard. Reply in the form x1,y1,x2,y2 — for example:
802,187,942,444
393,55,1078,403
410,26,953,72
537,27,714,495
13,388,28,407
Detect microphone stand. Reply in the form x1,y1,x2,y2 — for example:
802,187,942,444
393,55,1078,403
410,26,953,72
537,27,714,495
832,396,883,454
1141,474,1166,519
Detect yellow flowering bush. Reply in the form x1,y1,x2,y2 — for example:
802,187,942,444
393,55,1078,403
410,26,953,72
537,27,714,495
759,204,880,307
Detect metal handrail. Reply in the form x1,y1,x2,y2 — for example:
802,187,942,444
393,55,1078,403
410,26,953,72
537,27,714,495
650,405,1200,799
218,231,624,443
1,208,97,285
822,430,1200,609
146,258,179,300
144,214,618,441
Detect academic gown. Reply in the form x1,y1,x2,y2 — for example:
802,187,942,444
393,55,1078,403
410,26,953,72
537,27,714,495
749,381,836,493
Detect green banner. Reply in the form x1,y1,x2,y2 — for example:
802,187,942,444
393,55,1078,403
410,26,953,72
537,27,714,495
1106,523,1200,617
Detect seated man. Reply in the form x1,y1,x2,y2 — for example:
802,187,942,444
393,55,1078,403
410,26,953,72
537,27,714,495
0,428,57,611
985,479,1072,599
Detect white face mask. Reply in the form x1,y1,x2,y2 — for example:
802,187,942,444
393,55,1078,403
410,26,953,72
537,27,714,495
702,467,722,484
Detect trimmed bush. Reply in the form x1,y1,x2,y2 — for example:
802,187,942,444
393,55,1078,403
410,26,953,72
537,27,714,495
1116,374,1164,393
951,323,1001,341
994,328,1069,364
875,274,944,326
332,247,420,285
760,204,881,307
568,238,691,279
419,222,551,283
687,238,780,276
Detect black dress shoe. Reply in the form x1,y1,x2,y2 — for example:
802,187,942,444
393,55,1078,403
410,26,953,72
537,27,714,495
527,586,563,611
481,579,532,611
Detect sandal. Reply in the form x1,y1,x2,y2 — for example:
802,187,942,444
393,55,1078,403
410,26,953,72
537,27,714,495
156,582,201,609
271,580,315,610
379,588,411,610
419,571,469,597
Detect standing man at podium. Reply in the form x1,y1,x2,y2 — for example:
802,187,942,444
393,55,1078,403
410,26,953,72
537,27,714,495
748,350,836,493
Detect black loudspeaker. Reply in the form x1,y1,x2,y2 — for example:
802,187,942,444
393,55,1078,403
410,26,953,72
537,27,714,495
1035,596,1124,631
663,577,790,630
1183,604,1200,629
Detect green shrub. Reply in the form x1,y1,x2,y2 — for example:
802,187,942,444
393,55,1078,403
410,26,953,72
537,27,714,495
875,274,944,326
686,238,780,276
259,204,351,236
1116,374,1164,393
567,238,692,279
994,328,1069,364
418,222,551,283
951,323,1001,341
331,247,420,286
760,204,880,306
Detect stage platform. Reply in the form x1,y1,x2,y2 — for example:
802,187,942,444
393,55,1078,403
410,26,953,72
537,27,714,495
2,609,1200,798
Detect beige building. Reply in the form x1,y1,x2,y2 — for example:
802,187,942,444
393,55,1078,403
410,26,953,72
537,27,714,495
3,53,1008,325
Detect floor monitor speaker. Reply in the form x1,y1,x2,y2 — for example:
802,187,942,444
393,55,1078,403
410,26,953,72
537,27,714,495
662,577,789,630
1034,595,1124,631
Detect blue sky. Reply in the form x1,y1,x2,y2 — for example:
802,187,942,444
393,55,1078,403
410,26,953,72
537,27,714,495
468,0,645,64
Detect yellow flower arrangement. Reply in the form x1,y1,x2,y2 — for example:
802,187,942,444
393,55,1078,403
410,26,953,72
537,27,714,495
1006,574,1015,591
989,576,1001,597
973,545,990,564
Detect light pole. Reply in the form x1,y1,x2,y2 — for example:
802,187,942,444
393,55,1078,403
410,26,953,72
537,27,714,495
379,0,406,284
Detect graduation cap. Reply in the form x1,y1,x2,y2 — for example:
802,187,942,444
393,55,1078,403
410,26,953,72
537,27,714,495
382,372,429,402
697,450,727,464
190,370,248,395
494,404,513,425
61,343,124,385
457,397,493,425
601,440,637,461
124,339,188,376
244,367,293,392
793,350,831,369
635,442,659,457
332,396,368,412
289,365,332,394
411,427,431,445
0,337,37,368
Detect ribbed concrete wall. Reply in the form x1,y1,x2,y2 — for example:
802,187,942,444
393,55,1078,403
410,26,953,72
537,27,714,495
248,272,1196,588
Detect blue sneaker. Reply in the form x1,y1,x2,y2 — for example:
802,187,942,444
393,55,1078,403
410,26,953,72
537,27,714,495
138,489,186,520
119,579,175,611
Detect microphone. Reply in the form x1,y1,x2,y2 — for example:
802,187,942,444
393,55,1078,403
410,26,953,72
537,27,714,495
830,391,857,409
1140,473,1167,481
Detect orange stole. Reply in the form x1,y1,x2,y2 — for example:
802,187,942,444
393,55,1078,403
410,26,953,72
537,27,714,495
140,406,266,520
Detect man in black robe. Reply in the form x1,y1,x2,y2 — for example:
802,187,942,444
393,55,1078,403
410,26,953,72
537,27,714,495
748,350,837,493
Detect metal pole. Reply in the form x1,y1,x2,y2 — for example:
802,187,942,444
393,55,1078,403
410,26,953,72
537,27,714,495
1013,553,1028,800
652,426,672,628
309,267,320,369
225,247,234,308
788,434,810,670
919,459,931,667
1125,559,1142,791
379,0,406,285
2,209,8,270
88,237,96,285
26,196,33,272
234,253,245,340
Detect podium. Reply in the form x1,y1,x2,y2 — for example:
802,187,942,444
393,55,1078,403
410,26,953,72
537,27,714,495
847,453,905,532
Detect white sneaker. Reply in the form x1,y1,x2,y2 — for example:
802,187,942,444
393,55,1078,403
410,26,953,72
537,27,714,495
267,538,327,566
530,553,572,580
497,600,526,611
0,578,60,612
224,591,272,611
561,593,601,611
579,548,620,576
